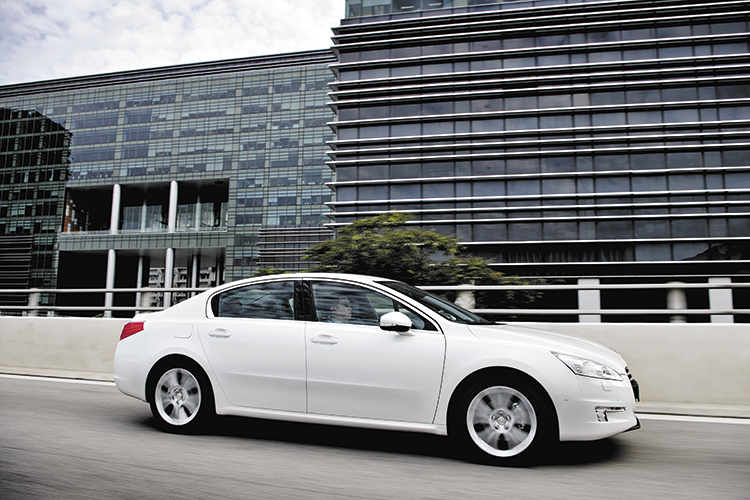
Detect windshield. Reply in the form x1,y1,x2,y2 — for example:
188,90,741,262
378,280,493,325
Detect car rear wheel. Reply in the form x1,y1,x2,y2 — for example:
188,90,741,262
148,363,214,432
454,379,553,464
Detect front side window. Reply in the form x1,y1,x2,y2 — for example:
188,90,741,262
311,281,437,331
211,281,295,320
379,280,492,325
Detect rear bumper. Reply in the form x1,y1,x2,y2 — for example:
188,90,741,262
113,335,150,402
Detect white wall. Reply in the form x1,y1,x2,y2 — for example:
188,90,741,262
0,317,128,381
1,317,748,406
518,322,750,405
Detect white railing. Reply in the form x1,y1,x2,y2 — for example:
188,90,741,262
0,282,747,322
421,282,749,321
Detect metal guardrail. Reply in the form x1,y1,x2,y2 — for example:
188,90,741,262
0,282,746,320
420,283,750,291
0,288,206,313
420,282,748,319
420,282,750,322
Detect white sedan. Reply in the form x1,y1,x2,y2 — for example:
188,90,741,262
114,273,639,464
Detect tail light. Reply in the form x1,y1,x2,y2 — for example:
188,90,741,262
120,322,144,340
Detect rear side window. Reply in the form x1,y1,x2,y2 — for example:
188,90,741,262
211,281,295,320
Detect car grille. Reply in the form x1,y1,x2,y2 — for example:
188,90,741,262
625,366,640,402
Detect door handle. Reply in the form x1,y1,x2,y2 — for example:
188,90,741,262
311,335,339,345
208,328,232,338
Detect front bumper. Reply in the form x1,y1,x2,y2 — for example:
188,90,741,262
626,366,640,402
556,374,639,442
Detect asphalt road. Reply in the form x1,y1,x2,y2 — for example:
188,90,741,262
1,375,749,500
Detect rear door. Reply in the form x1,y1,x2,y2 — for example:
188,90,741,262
198,279,306,411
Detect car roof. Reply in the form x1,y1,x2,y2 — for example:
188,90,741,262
215,272,391,290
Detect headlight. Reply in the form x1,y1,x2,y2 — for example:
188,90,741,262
553,352,623,381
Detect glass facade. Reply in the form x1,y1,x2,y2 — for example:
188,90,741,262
328,0,750,277
0,51,335,308
345,0,538,18
0,108,70,300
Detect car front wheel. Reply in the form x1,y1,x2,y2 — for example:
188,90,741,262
148,363,214,432
454,379,553,464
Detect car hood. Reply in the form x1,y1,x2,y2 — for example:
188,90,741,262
467,323,627,371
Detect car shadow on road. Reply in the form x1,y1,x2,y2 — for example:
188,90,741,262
140,414,627,467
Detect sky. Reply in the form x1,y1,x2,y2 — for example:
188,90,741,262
0,0,345,86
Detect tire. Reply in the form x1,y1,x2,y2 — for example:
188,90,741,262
452,378,553,465
148,362,214,433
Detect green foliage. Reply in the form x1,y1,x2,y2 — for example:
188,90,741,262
426,256,544,311
305,212,460,284
252,267,287,277
304,212,544,311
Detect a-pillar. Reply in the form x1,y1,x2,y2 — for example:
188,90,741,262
578,279,601,323
167,180,178,233
164,248,174,308
110,184,121,235
104,249,116,318
709,277,734,323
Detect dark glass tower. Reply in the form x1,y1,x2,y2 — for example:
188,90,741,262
0,108,70,306
327,0,750,279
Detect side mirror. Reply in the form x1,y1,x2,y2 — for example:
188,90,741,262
379,311,413,334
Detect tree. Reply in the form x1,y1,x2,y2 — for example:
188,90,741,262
304,212,460,284
304,213,544,312
252,267,286,277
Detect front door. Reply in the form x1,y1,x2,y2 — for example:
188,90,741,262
304,280,446,423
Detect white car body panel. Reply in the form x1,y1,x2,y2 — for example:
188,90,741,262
305,320,445,422
113,273,639,445
197,317,306,411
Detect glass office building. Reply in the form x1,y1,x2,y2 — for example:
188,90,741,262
0,50,335,309
0,108,70,306
328,0,750,281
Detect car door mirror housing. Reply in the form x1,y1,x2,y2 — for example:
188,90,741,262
379,311,413,334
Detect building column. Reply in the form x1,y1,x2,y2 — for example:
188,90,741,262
104,249,116,318
168,180,178,233
215,254,224,287
164,248,174,308
110,184,121,235
140,199,148,232
709,277,734,323
195,194,202,231
135,256,144,308
667,282,688,323
26,289,39,317
454,284,475,310
191,254,200,297
578,279,601,323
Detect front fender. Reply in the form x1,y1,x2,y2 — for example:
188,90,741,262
434,337,581,427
